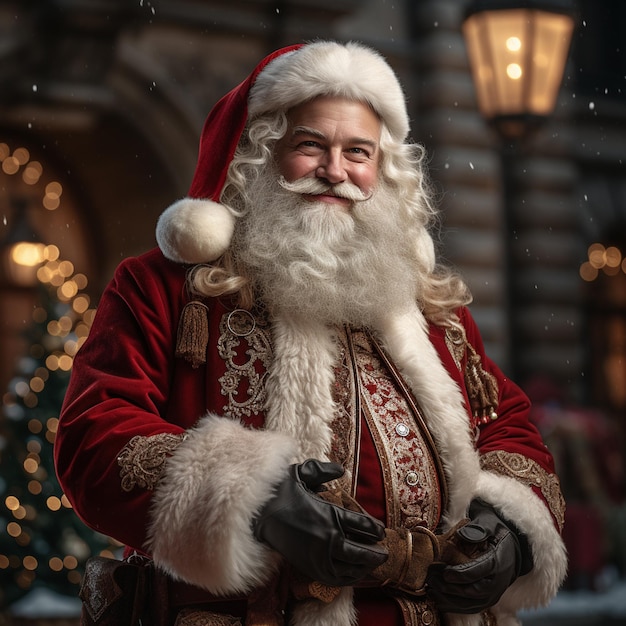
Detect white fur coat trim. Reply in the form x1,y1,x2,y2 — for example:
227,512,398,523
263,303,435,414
264,314,340,463
474,471,568,614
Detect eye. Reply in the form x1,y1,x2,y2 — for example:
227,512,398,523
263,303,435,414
347,146,372,160
296,140,323,153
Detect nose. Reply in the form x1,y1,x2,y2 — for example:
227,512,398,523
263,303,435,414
316,150,347,184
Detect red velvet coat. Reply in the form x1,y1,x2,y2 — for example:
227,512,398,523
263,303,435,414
55,248,566,626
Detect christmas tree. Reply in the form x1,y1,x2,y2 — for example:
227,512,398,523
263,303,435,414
0,246,120,609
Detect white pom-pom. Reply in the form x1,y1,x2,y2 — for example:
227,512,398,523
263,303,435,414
156,198,236,264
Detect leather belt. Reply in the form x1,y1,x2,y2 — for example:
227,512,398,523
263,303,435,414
166,577,247,614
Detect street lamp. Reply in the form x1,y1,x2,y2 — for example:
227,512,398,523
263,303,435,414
463,0,575,139
462,0,575,380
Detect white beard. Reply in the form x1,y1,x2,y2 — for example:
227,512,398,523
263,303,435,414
232,166,422,327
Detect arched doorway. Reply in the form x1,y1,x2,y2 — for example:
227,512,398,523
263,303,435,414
0,137,97,396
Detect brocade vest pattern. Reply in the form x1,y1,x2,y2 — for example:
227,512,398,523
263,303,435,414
330,327,445,532
329,327,450,626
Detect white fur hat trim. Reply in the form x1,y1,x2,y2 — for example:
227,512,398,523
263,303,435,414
156,197,236,264
249,41,410,142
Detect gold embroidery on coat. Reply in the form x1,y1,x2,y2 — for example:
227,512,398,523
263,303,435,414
444,327,465,371
329,331,359,495
217,311,272,419
445,326,499,425
481,450,566,531
118,432,186,492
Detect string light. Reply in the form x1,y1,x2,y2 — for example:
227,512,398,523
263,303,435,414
1,141,119,601
580,243,625,282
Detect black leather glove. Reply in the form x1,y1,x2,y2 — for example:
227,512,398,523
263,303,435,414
427,498,533,614
253,459,388,586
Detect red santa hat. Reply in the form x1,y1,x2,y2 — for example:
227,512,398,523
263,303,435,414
156,41,410,265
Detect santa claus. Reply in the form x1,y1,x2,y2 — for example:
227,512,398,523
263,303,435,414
55,41,567,626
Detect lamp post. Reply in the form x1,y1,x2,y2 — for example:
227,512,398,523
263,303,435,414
462,0,575,379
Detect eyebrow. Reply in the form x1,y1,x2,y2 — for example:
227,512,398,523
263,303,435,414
291,125,379,152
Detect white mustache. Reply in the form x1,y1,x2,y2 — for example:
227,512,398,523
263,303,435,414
277,175,373,202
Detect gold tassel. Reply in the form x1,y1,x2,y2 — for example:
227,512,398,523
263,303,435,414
175,301,209,368
464,343,499,423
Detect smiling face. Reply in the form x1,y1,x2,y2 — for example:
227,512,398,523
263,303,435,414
233,97,422,325
275,95,382,211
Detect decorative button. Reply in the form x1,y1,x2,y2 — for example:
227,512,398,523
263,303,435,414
395,422,410,437
405,471,419,486
421,609,434,625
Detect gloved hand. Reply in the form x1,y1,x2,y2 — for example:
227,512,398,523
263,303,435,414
253,459,388,586
427,499,533,614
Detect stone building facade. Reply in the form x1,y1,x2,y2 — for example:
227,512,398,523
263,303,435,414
0,0,624,418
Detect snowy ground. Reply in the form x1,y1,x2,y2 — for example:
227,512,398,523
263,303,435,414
520,581,626,626
7,581,626,623
7,587,81,619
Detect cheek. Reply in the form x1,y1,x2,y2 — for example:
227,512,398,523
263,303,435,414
353,166,378,191
278,155,316,182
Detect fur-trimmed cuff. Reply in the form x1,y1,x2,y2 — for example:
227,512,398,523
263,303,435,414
473,470,568,614
146,414,297,594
